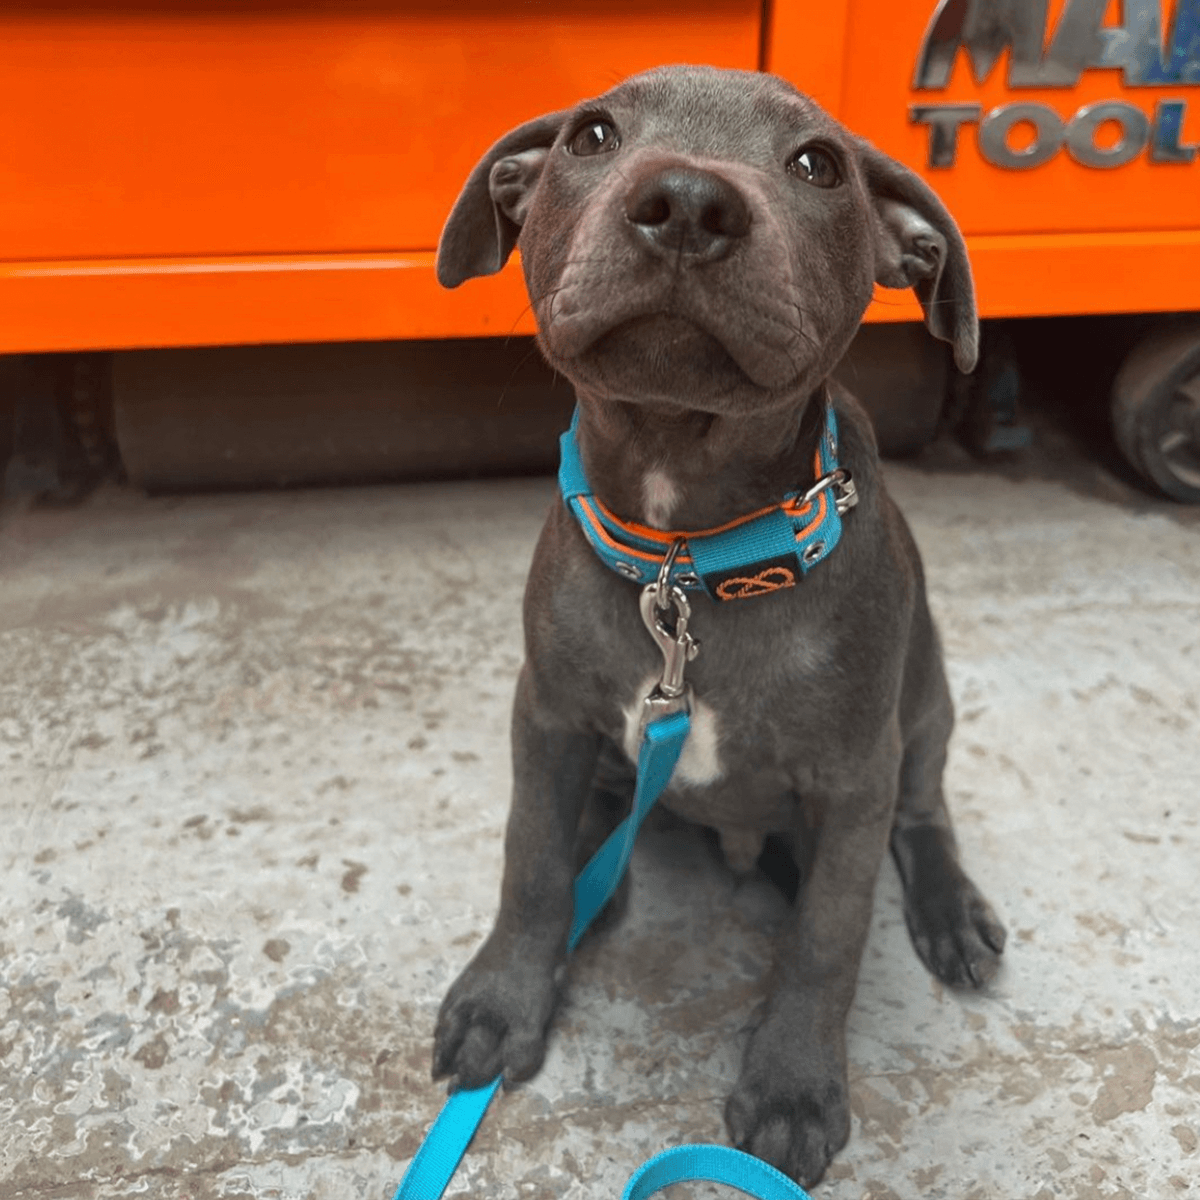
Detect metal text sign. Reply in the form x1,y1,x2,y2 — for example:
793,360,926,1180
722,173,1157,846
910,0,1200,168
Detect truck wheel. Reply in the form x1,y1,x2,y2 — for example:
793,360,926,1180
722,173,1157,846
1111,320,1200,503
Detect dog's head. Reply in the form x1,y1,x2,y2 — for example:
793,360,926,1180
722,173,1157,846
438,65,977,414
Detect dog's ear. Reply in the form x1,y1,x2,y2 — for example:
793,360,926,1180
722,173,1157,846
436,111,569,288
857,144,979,373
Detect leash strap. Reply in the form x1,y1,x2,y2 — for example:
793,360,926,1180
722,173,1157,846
622,1144,812,1200
558,404,851,601
570,710,689,949
391,1077,500,1200
393,712,689,1200
391,709,812,1200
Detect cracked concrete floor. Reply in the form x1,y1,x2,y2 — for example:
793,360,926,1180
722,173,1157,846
1,433,1198,1200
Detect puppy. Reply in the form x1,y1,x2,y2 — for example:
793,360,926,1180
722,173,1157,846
430,65,1005,1188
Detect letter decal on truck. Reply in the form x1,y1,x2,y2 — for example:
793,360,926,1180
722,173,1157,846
911,0,1199,167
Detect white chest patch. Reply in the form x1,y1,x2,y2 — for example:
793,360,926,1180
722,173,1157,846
622,676,723,787
641,469,681,530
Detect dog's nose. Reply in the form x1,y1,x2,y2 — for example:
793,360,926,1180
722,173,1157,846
624,166,750,262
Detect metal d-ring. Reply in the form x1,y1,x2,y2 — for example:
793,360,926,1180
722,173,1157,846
654,538,687,608
802,467,859,516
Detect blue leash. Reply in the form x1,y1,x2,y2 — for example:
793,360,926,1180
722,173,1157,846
391,706,812,1200
623,1145,816,1200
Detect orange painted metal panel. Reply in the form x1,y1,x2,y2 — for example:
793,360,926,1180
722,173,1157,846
0,2,760,263
0,2,761,351
0,252,532,352
964,230,1200,315
764,0,855,115
768,0,1200,324
771,0,1200,237
3,1,1199,353
8,232,1200,354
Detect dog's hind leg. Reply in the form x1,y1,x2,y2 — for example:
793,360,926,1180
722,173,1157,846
891,597,1006,987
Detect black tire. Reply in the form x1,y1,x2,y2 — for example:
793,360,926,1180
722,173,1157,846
1111,320,1200,504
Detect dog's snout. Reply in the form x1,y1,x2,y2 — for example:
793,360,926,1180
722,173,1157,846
624,166,750,262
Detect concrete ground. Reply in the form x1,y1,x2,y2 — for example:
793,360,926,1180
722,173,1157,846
1,422,1198,1200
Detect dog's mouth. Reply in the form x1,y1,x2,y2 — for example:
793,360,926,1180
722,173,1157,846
577,313,750,395
550,308,802,402
600,313,740,368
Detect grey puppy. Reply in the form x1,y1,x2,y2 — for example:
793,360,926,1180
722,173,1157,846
430,64,1006,1188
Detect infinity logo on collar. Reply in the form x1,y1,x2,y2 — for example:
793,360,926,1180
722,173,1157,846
715,566,797,601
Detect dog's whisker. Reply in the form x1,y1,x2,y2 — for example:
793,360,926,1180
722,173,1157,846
494,338,550,411
503,300,538,338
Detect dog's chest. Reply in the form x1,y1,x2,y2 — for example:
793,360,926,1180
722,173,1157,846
640,469,681,529
611,614,832,831
619,678,722,786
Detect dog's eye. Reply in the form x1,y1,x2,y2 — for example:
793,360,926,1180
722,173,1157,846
568,119,620,157
788,146,841,188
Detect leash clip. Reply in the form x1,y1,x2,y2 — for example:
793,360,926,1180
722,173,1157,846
638,540,700,733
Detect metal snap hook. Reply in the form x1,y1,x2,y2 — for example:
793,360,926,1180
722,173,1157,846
638,581,697,694
638,541,701,735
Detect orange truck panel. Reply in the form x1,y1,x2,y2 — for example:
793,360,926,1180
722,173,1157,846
1,1,760,352
788,0,1200,236
2,0,1198,352
1,2,759,262
769,0,1200,324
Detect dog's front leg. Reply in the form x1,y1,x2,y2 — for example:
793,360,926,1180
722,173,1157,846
432,664,600,1090
725,774,896,1188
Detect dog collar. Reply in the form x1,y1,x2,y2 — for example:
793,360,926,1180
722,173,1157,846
557,401,858,602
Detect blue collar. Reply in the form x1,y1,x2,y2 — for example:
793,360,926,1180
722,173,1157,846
557,402,857,602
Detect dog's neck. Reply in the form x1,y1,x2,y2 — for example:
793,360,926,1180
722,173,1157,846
571,388,830,531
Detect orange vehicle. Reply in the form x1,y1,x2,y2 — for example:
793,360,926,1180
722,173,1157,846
3,1,1198,499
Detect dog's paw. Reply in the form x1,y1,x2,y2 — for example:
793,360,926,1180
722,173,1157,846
724,1026,850,1189
903,867,1006,989
432,956,562,1090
